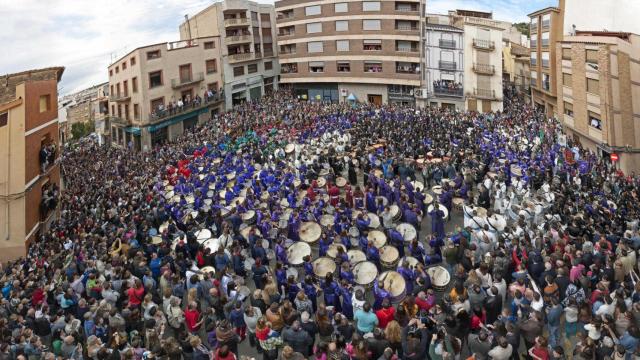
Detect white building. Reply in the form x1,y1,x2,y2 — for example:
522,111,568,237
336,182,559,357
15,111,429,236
564,0,640,35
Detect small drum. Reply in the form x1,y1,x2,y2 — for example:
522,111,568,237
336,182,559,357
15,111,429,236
396,223,417,242
285,143,295,154
427,203,449,220
204,198,213,206
431,185,443,195
195,229,212,241
317,177,327,188
164,190,174,200
240,226,261,241
293,179,301,188
347,249,367,264
379,271,406,303
208,183,216,190
380,245,400,268
397,256,420,270
367,213,381,229
320,214,335,229
227,172,236,181
201,238,220,254
288,242,312,266
336,177,347,188
348,226,360,238
200,266,216,275
219,190,227,200
242,210,256,224
233,196,246,207
411,181,425,192
312,257,337,281
426,266,451,291
260,192,270,201
367,230,387,248
327,243,347,259
354,261,378,288
423,193,434,205
299,222,322,244
375,196,389,207
389,205,401,222
452,197,465,211
185,195,195,204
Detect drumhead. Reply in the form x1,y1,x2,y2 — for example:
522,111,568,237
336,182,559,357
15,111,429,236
288,242,311,265
347,250,367,264
380,245,399,263
367,230,387,248
396,223,417,242
327,243,346,258
353,261,378,285
379,271,406,296
426,266,451,287
312,257,336,278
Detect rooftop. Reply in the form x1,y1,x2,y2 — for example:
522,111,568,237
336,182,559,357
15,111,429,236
454,9,492,19
425,23,464,33
527,6,560,17
575,30,633,41
0,67,64,105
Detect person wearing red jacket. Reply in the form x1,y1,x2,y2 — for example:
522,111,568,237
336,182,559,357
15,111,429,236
328,183,340,207
184,301,203,334
375,298,396,329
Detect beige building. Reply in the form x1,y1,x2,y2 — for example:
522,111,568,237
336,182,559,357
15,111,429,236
0,67,64,261
179,0,280,106
107,38,224,151
503,41,531,97
450,10,504,112
557,31,640,173
275,0,424,105
62,83,110,142
529,2,565,118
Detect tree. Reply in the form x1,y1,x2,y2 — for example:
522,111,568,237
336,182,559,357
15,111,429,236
513,22,530,37
70,122,95,140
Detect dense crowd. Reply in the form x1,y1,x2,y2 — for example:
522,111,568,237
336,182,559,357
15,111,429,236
1,89,640,360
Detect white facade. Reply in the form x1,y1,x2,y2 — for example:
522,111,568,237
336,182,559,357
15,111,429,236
565,0,640,35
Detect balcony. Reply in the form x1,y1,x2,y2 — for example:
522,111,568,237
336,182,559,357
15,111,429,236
110,94,131,102
433,86,463,97
396,25,418,31
439,61,457,71
171,72,204,89
224,17,250,27
396,47,418,53
439,39,456,49
472,63,495,75
542,20,550,30
108,115,132,126
148,93,224,125
473,88,497,100
279,30,295,37
39,142,58,174
224,35,251,45
395,3,419,12
167,40,198,51
264,50,274,57
229,53,254,63
473,39,495,51
396,66,419,74
40,183,59,222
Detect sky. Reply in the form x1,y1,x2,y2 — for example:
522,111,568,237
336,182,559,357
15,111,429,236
0,0,557,96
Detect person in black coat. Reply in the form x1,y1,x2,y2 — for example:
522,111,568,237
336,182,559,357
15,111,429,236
485,287,503,325
348,163,358,186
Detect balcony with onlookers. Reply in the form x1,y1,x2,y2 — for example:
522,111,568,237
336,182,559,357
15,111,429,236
148,91,223,124
439,61,457,71
281,63,298,74
439,39,456,49
39,139,58,174
472,39,495,51
474,88,497,100
472,63,495,75
40,183,59,221
396,62,420,74
277,10,294,20
433,80,463,97
171,72,204,89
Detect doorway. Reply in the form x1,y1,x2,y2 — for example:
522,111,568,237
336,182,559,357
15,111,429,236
368,94,382,106
482,100,492,113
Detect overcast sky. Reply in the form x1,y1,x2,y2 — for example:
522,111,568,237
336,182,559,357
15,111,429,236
0,0,556,96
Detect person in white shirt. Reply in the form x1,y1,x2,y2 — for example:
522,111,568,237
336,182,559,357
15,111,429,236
488,337,513,360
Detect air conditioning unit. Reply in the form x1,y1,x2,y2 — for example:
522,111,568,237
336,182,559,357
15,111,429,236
414,89,428,99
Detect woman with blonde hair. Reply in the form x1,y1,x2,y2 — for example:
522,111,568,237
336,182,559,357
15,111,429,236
384,320,402,354
187,287,198,305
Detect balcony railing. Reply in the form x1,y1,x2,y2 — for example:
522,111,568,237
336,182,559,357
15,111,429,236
542,20,550,29
396,67,419,74
229,53,254,63
474,88,497,100
110,94,131,102
224,34,251,45
171,72,204,89
439,39,456,49
396,25,418,31
439,61,457,71
433,87,463,97
396,47,418,53
395,6,418,12
40,143,58,174
224,17,250,27
264,50,274,57
473,39,495,51
279,31,295,37
472,63,495,75
148,93,224,124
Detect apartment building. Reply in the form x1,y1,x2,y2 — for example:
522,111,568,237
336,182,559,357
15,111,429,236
418,14,465,110
503,41,531,97
0,67,64,261
178,0,279,106
528,2,565,118
275,0,424,105
557,32,640,173
60,83,110,143
107,38,224,151
450,10,504,112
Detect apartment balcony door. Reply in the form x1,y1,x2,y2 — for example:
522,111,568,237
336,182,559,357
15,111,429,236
368,94,382,106
179,64,192,83
181,89,193,102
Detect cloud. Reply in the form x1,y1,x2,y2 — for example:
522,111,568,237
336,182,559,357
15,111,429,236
0,0,552,95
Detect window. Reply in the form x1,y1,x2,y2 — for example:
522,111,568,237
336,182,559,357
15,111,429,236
116,83,121,96
124,104,130,120
586,49,598,64
204,41,215,49
562,73,572,86
233,66,245,77
207,82,219,91
149,71,162,88
363,1,380,11
110,85,114,96
132,77,138,93
541,52,550,68
282,63,298,73
150,98,164,113
337,61,350,72
123,80,128,96
147,50,161,59
131,57,136,66
179,64,192,82
335,2,348,12
111,105,115,116
542,73,550,91
531,70,538,86
0,112,7,127
307,22,322,33
589,111,602,129
248,64,258,74
336,40,350,52
363,39,382,51
541,32,549,47
133,104,140,120
364,61,382,72
335,20,349,31
122,62,127,70
530,52,537,66
265,61,273,70
305,5,321,16
564,101,573,117
587,78,599,95
115,66,119,74
39,95,50,113
562,48,571,60
530,38,537,48
309,61,324,73
206,59,217,74
307,41,324,53
109,70,113,77
542,13,551,28
252,11,258,21
363,20,381,31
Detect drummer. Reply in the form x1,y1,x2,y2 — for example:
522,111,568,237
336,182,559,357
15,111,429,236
408,239,426,265
388,227,406,258
339,279,354,320
366,240,381,270
275,262,287,293
321,273,341,312
397,260,417,294
302,275,319,312
275,238,288,265
339,262,355,285
381,206,394,229
328,181,340,207
373,278,391,310
318,233,332,257
429,202,446,240
355,212,371,232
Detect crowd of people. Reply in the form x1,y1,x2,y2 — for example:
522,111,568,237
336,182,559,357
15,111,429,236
1,89,640,360
432,81,463,93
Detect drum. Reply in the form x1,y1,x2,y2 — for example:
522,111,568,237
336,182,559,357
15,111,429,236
240,226,261,241
164,190,174,200
380,245,400,269
389,205,401,222
327,243,347,259
475,206,488,218
201,238,220,254
431,186,444,195
397,256,420,270
320,214,335,229
317,177,327,188
378,271,406,303
299,222,322,244
423,193,434,205
336,177,347,188
367,213,381,229
347,249,367,264
348,226,360,238
354,261,378,288
286,267,299,281
287,242,311,266
426,266,451,292
487,214,507,232
373,169,383,178
185,195,195,204
427,204,449,220
396,223,417,242
293,179,301,188
195,229,212,242
411,181,425,193
219,190,227,200
510,164,523,177
227,172,236,181
312,257,337,281
204,198,213,206
452,197,465,211
260,192,270,201
242,210,256,224
375,196,388,207
150,236,163,245
367,230,387,248
487,171,498,180
285,144,295,154
158,222,169,234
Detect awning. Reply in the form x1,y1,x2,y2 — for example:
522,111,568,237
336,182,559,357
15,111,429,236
347,93,357,101
123,127,141,135
148,106,210,133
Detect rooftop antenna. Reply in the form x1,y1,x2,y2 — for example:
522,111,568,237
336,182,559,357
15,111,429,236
185,14,192,40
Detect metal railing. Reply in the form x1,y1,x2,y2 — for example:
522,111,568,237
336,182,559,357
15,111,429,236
433,87,463,97
395,6,418,11
474,88,496,99
224,17,250,27
229,53,253,63
396,47,418,53
109,94,131,102
473,39,495,50
439,61,457,71
396,67,419,74
439,39,456,49
224,35,251,45
171,72,204,88
396,25,418,31
472,63,495,74
148,93,224,124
